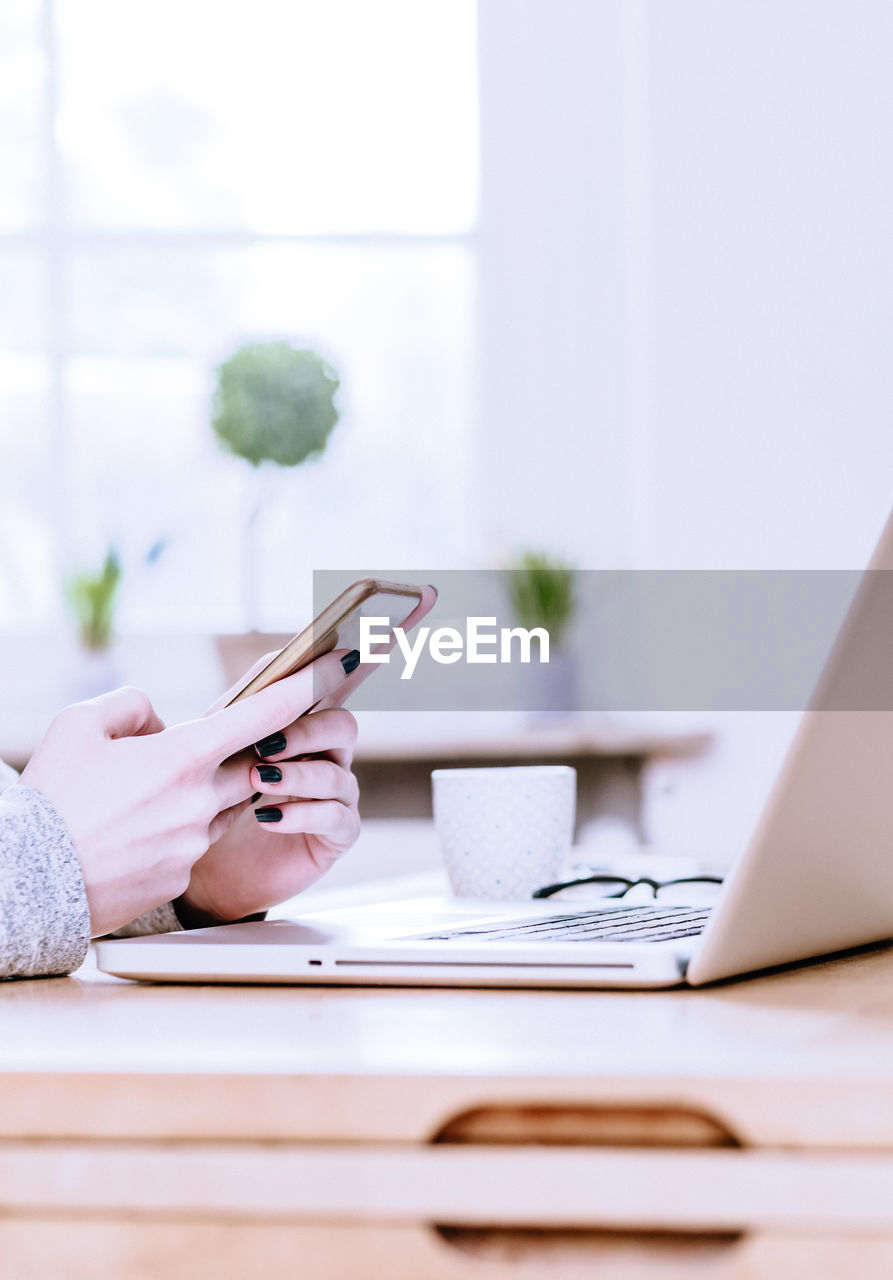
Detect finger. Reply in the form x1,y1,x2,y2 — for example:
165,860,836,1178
252,798,361,847
251,757,359,806
208,799,250,846
212,750,261,811
178,650,358,764
70,686,165,740
251,707,358,767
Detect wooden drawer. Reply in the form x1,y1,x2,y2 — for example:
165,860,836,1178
6,946,893,1279
3,1218,893,1280
2,1140,893,1279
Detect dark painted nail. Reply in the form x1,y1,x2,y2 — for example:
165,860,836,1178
255,806,283,823
255,731,287,758
257,764,282,784
341,649,361,675
250,791,262,804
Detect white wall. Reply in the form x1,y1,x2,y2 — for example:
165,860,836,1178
647,0,893,570
475,0,634,567
475,1,893,853
476,0,893,572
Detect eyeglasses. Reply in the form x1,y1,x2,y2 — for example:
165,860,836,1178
533,873,724,903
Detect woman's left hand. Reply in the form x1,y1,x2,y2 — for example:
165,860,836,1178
178,698,360,925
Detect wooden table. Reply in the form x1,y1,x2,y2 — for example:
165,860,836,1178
3,926,893,1278
351,710,712,838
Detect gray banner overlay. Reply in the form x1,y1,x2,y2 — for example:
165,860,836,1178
312,570,893,712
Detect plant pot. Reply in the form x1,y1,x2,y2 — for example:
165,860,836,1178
521,645,577,723
66,646,122,703
215,632,293,693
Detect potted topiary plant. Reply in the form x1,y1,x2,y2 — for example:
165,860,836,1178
506,550,577,718
65,545,123,698
211,340,341,682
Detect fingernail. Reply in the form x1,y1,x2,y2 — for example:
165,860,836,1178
341,649,361,675
256,764,282,784
255,806,283,823
250,791,262,803
255,731,287,758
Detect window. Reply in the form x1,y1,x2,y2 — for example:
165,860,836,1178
0,0,479,632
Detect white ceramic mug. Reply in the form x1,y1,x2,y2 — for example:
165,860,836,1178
431,765,577,899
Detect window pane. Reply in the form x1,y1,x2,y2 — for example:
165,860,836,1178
57,0,478,234
66,356,242,631
0,1,44,233
68,244,475,630
0,355,55,629
0,248,54,628
0,250,46,354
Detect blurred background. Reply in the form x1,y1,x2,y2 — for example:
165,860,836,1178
3,0,893,863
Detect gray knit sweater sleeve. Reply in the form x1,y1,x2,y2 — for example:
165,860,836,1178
0,770,91,978
0,762,181,980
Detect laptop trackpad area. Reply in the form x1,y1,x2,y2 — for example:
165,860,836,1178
270,898,530,945
161,899,528,948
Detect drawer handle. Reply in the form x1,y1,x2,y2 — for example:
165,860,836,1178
432,1103,741,1149
433,1106,745,1268
434,1225,743,1271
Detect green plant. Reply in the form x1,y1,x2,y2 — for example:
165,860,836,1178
212,341,340,468
507,551,576,645
65,547,122,652
211,340,341,628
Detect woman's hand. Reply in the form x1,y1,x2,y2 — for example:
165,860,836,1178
20,651,356,936
177,703,361,924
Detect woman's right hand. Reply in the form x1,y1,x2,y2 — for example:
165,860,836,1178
19,651,354,936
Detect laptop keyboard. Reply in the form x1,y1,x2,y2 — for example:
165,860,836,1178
412,905,712,944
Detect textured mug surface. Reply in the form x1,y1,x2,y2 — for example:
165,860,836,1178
432,765,577,899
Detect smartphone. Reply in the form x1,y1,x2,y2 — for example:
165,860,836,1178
225,579,437,710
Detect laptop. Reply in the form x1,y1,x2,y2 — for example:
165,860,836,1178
96,513,893,989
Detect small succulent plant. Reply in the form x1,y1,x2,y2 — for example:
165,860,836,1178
507,550,576,644
66,546,122,651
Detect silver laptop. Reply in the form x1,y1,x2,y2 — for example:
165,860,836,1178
97,514,893,989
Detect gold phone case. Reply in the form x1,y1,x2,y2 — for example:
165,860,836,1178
226,578,433,706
